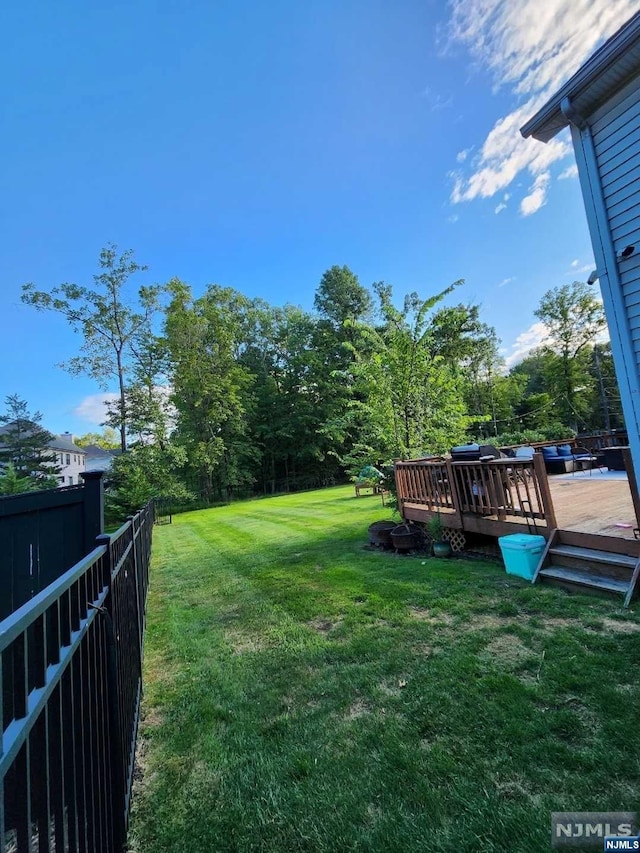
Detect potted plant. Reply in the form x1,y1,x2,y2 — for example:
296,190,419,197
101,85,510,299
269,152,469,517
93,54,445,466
426,514,451,558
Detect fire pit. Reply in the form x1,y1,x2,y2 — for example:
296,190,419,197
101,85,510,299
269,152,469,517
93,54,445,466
368,520,397,548
391,522,423,552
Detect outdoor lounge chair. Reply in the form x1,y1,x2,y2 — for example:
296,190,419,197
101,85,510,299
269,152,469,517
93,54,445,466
540,444,596,475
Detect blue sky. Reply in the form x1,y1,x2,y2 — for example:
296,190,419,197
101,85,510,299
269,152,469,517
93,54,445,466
1,0,636,435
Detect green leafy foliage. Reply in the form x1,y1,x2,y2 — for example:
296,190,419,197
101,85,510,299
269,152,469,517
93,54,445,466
534,281,607,430
75,428,121,449
22,245,162,451
0,395,60,488
20,247,626,501
0,462,39,495
107,443,193,519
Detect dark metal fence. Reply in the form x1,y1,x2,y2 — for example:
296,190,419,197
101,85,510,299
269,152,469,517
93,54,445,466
0,473,105,620
0,500,154,853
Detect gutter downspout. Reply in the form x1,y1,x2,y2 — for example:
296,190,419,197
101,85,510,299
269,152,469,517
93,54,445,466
560,96,640,497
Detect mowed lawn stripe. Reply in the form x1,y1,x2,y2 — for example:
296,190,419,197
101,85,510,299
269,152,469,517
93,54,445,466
130,486,640,853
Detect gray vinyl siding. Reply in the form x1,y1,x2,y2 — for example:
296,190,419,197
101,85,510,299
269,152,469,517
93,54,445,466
593,76,640,370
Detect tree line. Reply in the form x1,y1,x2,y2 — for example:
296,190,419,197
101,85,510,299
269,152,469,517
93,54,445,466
6,245,617,514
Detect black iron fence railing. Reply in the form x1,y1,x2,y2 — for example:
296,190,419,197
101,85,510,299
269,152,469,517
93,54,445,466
0,500,154,853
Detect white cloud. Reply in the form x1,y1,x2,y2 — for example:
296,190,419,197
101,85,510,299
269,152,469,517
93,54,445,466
504,321,551,367
497,277,514,288
570,259,579,268
422,85,452,111
456,147,472,163
74,392,120,425
520,171,550,216
447,0,637,212
494,191,511,213
568,262,593,275
559,163,579,180
447,213,460,223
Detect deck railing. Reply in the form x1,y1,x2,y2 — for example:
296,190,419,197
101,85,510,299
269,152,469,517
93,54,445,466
395,454,557,534
0,501,154,853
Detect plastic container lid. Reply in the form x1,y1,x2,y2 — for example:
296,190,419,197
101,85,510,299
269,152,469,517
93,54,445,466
499,534,546,550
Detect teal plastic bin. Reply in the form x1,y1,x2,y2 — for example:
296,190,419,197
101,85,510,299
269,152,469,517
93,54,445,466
498,533,546,580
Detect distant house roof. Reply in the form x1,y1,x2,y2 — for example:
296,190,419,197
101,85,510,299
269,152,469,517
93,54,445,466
48,436,86,454
0,422,85,454
83,444,121,473
521,11,640,142
83,444,120,459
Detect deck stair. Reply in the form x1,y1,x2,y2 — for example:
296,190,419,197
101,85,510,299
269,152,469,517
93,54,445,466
532,530,640,607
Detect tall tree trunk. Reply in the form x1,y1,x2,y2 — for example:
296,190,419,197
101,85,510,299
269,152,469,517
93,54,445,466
117,349,127,452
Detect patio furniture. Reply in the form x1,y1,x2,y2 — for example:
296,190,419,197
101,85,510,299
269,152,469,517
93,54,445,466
514,446,534,460
540,444,596,475
355,464,385,496
572,454,600,475
603,446,628,471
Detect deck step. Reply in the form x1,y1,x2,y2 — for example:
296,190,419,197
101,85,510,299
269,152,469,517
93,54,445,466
539,565,630,595
549,545,637,569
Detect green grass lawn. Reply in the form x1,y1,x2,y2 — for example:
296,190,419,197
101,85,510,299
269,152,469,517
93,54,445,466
129,485,640,853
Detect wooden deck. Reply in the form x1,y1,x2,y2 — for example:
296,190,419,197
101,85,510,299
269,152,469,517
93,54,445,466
548,475,638,539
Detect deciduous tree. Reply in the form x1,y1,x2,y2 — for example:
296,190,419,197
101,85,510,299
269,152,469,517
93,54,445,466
534,281,607,430
22,245,163,452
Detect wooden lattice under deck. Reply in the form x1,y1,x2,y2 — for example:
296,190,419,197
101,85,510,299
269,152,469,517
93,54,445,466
443,528,466,552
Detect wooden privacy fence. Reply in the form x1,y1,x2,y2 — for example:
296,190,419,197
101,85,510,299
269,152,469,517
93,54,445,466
0,473,104,621
395,454,557,536
0,500,154,853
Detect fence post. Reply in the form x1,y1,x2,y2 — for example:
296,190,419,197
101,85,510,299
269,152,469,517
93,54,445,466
96,531,127,852
81,471,105,555
127,514,145,659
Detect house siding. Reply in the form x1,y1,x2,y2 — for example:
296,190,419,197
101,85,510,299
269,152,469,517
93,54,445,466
592,77,640,377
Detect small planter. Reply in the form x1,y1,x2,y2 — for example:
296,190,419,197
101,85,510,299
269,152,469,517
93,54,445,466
368,520,397,548
432,540,452,558
391,522,423,552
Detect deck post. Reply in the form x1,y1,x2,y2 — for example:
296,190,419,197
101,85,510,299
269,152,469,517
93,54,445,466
445,459,463,528
532,452,557,531
622,447,640,529
485,462,506,520
393,463,405,517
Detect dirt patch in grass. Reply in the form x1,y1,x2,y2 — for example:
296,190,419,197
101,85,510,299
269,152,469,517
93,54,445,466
413,642,437,657
492,775,540,804
408,606,454,626
142,706,164,729
536,616,581,632
346,698,371,719
601,617,640,634
366,803,382,822
409,607,525,633
307,617,344,634
378,680,400,697
226,631,269,654
481,634,535,670
467,613,520,630
538,696,600,735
